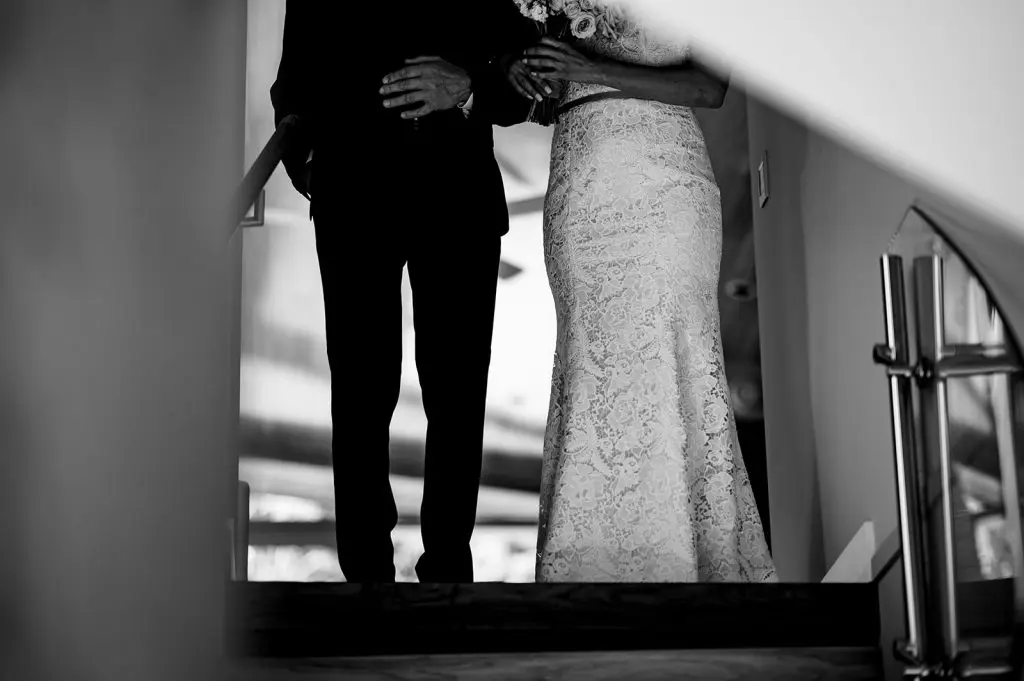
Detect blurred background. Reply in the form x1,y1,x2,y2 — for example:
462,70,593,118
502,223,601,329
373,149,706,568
240,2,771,582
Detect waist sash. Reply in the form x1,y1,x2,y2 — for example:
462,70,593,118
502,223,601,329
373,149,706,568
556,90,633,119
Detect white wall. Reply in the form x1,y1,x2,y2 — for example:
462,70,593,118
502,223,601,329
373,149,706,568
745,104,825,582
797,135,911,563
0,3,245,679
748,95,887,562
619,0,1024,240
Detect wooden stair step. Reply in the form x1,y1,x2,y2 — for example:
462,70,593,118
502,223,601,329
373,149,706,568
229,647,882,681
230,582,880,658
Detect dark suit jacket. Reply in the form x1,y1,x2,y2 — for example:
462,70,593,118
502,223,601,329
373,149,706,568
270,1,537,234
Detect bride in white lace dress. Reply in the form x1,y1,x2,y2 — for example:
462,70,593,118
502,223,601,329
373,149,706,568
515,6,777,582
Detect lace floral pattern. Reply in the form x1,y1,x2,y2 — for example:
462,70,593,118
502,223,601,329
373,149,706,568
536,14,777,582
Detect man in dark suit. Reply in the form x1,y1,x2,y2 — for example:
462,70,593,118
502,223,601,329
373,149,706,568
270,1,537,583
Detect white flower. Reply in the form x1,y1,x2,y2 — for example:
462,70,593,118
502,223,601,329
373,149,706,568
514,0,549,21
578,0,596,9
570,12,597,39
549,0,565,10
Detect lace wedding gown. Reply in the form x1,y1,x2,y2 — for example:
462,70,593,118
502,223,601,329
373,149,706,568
536,14,778,582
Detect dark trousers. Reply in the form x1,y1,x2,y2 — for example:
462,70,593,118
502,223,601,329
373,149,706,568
311,137,501,582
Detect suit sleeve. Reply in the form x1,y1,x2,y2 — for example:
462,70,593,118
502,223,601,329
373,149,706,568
469,61,534,127
467,5,540,127
270,0,314,193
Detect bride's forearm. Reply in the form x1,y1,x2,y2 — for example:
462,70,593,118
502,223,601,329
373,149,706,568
587,59,728,109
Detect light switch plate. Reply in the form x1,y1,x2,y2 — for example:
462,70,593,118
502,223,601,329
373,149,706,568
757,151,770,208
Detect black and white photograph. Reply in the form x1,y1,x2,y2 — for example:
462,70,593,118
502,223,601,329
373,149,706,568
2,1,1023,679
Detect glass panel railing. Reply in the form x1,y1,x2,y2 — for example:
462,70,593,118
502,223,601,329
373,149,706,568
875,206,1024,677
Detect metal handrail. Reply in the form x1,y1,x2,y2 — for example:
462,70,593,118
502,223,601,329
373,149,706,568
231,114,303,234
875,205,1024,678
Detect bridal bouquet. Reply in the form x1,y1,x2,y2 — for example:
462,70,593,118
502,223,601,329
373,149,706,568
511,0,625,40
511,0,626,124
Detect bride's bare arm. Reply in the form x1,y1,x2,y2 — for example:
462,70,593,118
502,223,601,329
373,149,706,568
592,58,727,109
523,37,728,109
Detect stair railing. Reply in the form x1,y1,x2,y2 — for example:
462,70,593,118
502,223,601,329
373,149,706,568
230,113,304,237
873,204,1024,679
227,114,306,581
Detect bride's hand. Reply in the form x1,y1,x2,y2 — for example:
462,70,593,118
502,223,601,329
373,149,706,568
498,54,557,102
522,37,600,83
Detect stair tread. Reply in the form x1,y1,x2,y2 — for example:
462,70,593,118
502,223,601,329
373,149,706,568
231,647,882,680
231,582,881,658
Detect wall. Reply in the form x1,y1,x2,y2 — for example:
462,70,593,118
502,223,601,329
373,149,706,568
0,2,245,679
750,92,895,569
619,0,1024,238
744,103,825,582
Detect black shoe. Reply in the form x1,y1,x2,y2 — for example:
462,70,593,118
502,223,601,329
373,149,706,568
340,559,396,583
414,550,473,583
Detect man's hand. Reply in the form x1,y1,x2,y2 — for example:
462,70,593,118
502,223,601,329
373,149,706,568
380,56,471,119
